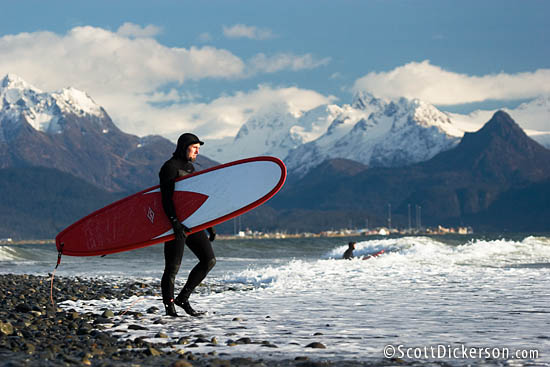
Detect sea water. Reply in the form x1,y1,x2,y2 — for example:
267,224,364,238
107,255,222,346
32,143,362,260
1,234,550,365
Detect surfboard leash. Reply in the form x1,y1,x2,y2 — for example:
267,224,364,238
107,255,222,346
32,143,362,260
119,297,145,316
50,243,64,307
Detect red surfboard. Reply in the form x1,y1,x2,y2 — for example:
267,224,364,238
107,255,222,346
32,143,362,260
362,249,385,260
55,157,286,256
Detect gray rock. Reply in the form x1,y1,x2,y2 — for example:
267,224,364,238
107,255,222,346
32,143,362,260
102,310,115,318
0,321,14,336
305,342,326,349
128,324,148,330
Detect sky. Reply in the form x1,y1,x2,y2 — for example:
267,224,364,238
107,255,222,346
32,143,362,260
0,0,549,141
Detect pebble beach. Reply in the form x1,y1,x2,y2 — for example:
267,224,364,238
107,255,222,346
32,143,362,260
0,274,392,367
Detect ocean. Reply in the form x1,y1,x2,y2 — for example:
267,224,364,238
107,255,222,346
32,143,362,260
1,233,549,365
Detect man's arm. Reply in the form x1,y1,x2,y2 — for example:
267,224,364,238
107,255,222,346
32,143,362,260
159,162,189,240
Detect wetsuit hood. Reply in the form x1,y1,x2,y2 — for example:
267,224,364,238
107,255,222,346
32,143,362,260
173,133,204,160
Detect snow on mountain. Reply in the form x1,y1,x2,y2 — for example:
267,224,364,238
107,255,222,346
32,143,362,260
204,104,299,162
0,73,106,141
204,92,470,176
203,102,350,162
203,93,382,163
285,95,463,176
0,74,191,192
206,91,550,178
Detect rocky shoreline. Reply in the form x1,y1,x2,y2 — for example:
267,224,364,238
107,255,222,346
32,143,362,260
0,274,403,367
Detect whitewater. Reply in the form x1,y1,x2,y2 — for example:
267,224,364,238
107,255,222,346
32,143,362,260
1,234,549,365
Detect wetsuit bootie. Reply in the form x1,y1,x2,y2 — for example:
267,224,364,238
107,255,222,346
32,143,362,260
164,301,180,317
174,295,206,317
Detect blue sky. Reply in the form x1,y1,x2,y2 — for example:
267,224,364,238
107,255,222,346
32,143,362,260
1,0,549,140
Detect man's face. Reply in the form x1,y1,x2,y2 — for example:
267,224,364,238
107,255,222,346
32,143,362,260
186,143,201,162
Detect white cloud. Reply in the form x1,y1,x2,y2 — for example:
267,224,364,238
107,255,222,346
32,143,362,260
0,24,334,142
249,53,330,74
117,22,162,38
146,85,336,141
0,24,245,95
223,24,274,40
352,60,550,105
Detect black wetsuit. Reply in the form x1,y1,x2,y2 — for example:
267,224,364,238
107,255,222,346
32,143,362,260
159,152,216,305
343,247,354,260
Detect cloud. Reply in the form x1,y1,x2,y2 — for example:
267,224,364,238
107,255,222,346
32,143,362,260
249,53,331,74
352,60,550,105
0,24,245,96
223,24,274,40
0,24,335,141
117,22,162,38
0,24,244,136
104,84,335,141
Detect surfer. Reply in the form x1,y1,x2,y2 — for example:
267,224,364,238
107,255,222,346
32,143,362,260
343,241,356,259
159,133,217,317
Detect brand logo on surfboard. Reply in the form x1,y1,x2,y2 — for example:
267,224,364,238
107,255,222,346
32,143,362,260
147,207,155,224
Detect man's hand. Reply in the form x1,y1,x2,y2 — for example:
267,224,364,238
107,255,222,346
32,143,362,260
207,227,216,242
170,217,190,241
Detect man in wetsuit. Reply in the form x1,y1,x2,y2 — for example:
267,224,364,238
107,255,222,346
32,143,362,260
343,241,356,260
159,133,216,317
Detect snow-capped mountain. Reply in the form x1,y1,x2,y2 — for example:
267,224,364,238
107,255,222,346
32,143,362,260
205,91,550,178
0,74,216,192
208,103,301,161
206,91,467,177
203,93,382,163
285,94,463,176
203,102,354,162
0,74,108,141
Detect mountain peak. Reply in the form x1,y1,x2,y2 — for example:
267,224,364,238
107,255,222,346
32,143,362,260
424,111,550,183
1,74,106,136
1,73,35,90
480,110,525,136
463,110,531,151
352,91,386,110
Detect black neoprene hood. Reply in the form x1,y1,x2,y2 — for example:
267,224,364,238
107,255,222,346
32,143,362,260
173,133,204,160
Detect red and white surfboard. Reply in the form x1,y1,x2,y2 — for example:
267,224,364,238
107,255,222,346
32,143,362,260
55,157,286,256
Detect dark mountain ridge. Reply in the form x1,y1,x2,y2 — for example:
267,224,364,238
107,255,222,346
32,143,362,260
2,109,548,238
0,166,125,239
421,110,550,184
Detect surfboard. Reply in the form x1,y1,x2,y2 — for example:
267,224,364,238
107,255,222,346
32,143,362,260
362,249,385,260
55,156,286,257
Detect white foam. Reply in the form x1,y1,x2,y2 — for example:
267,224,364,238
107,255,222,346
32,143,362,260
0,246,23,261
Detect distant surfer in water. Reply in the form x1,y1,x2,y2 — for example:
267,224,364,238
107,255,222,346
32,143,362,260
343,241,356,259
159,133,216,317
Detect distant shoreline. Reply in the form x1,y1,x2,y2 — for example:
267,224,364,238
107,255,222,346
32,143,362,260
0,228,473,246
4,228,548,246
